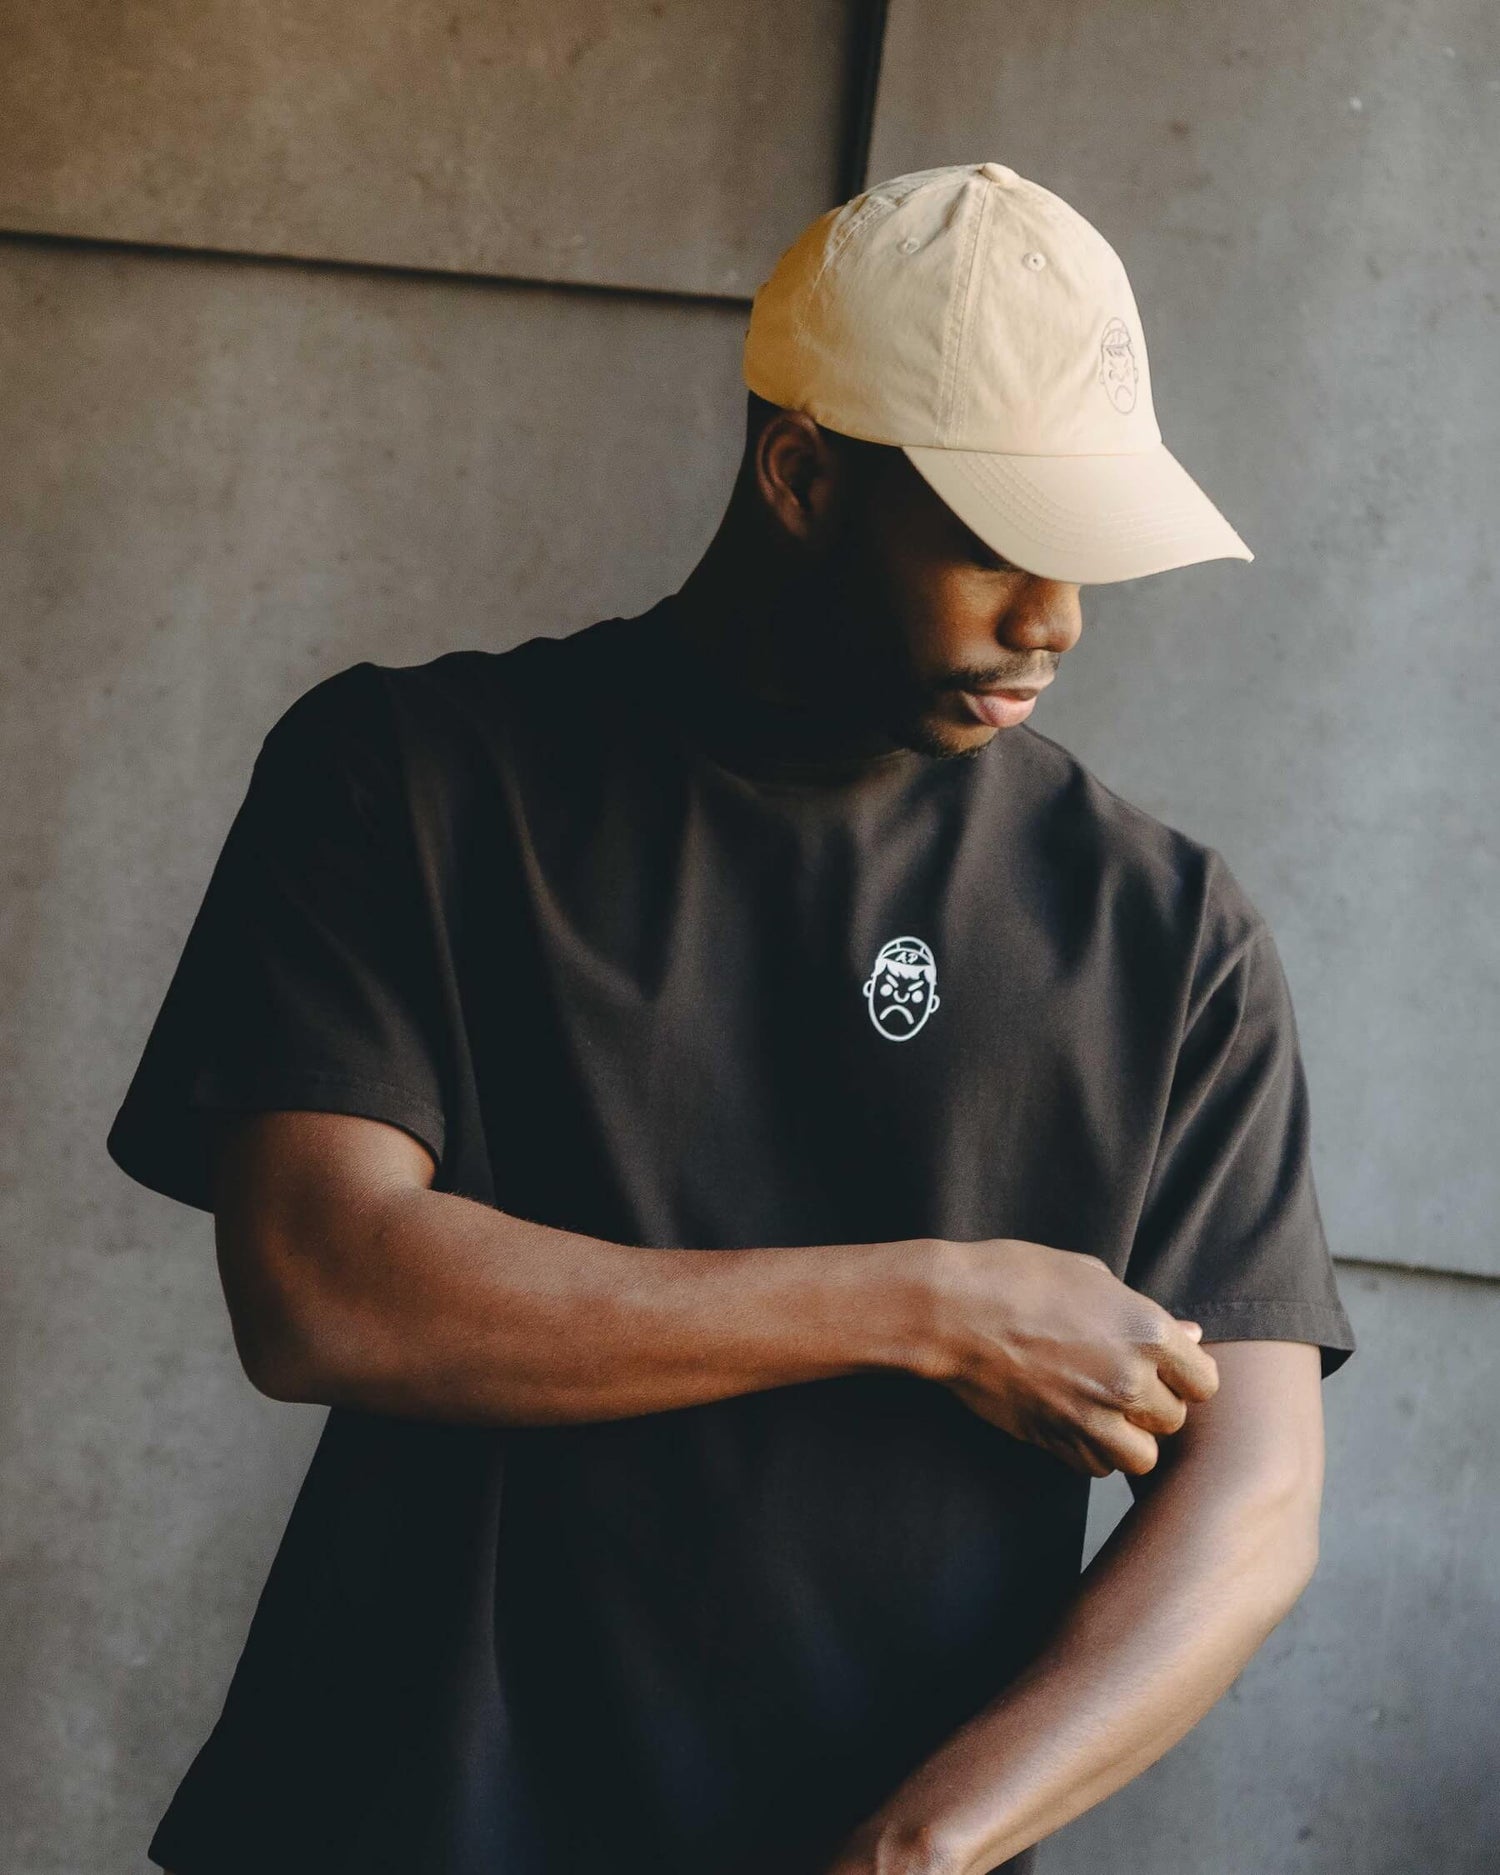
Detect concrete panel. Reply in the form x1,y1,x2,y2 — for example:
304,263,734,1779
0,0,853,296
869,0,1500,1279
1067,1263,1498,1875
0,233,749,1874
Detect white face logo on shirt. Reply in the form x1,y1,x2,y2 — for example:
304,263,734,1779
863,936,941,1041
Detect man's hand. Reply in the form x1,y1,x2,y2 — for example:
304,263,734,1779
914,1237,1221,1477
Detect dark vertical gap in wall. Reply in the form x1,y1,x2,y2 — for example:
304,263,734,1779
838,0,891,203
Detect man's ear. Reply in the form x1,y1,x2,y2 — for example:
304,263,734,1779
750,410,842,546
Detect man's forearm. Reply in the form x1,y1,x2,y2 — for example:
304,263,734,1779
825,1394,1322,1875
219,1109,1219,1466
258,1181,936,1422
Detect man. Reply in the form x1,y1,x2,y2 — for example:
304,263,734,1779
108,161,1356,1875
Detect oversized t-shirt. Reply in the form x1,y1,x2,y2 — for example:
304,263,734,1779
107,592,1356,1875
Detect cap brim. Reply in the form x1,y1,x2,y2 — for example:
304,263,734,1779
901,441,1254,585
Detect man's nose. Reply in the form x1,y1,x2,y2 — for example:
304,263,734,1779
1001,578,1083,661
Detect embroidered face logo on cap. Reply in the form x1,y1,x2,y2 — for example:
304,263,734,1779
863,936,941,1042
1098,316,1139,414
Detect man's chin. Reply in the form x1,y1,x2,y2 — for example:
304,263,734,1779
895,707,998,762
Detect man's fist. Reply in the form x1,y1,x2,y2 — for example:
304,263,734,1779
915,1237,1220,1477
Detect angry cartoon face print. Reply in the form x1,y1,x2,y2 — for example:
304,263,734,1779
863,935,941,1042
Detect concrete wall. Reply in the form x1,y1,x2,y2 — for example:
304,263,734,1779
1,3,1494,1871
0,0,856,294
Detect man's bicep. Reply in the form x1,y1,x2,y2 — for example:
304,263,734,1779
1130,1338,1325,1511
209,1108,438,1397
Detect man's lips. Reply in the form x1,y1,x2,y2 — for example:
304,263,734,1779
959,679,1052,728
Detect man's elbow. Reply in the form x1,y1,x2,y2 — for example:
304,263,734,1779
215,1217,366,1407
225,1276,342,1404
1232,1457,1324,1625
1269,1508,1321,1617
236,1317,330,1404
1144,1434,1324,1624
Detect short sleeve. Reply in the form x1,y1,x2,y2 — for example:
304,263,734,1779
1125,918,1356,1378
106,662,449,1213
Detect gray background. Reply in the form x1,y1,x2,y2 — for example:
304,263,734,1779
1,2,1495,1870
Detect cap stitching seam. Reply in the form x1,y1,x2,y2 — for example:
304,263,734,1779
792,196,893,378
939,183,988,445
956,187,995,444
976,496,1217,543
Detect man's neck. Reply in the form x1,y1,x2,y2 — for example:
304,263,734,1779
665,551,907,767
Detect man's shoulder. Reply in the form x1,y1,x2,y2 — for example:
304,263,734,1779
1009,722,1268,960
261,613,639,765
330,613,633,711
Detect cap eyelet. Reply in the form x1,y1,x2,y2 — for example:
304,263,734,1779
898,235,921,254
1022,250,1048,270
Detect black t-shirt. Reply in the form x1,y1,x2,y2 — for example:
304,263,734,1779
107,593,1355,1875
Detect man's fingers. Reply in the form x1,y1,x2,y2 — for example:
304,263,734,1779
1081,1410,1160,1478
1120,1370,1190,1438
1153,1317,1220,1402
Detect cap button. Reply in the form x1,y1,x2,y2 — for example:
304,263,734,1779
978,161,1019,186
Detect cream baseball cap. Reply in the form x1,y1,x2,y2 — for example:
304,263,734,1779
743,160,1253,585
